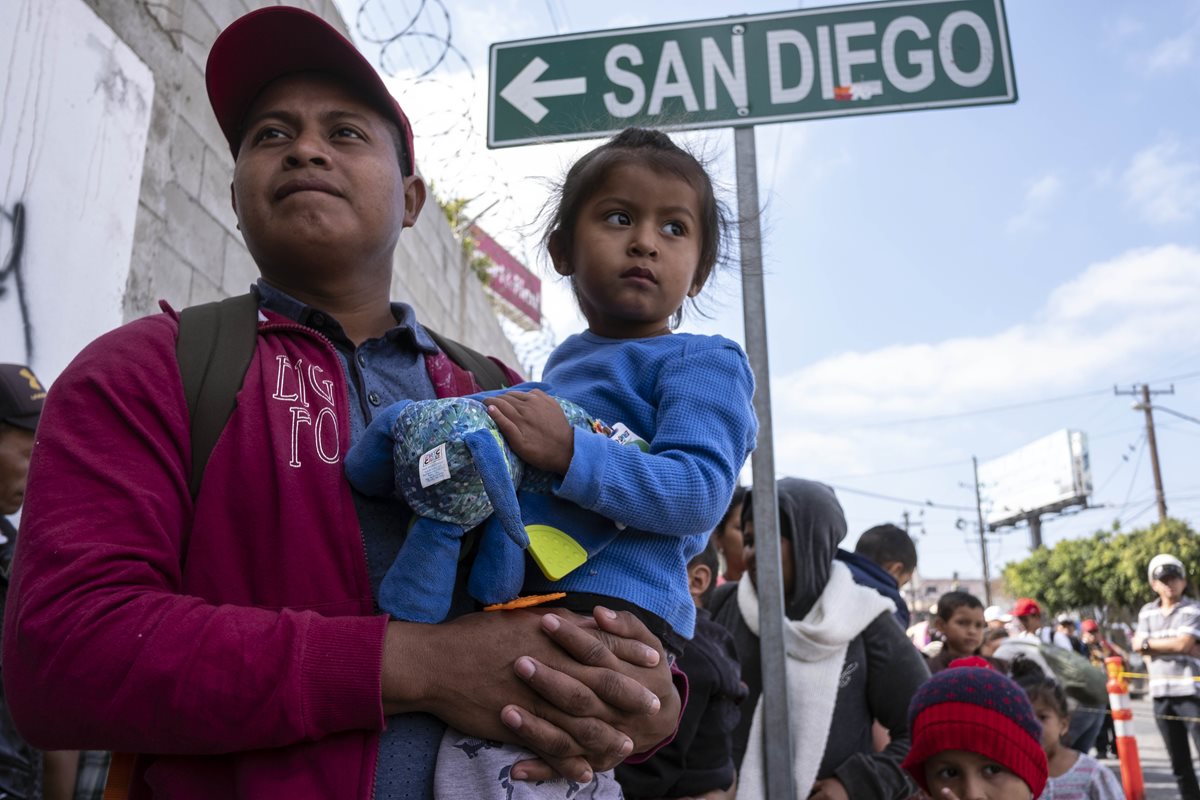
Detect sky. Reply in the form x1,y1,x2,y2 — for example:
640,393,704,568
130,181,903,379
332,0,1200,584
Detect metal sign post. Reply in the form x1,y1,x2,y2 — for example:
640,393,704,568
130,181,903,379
735,125,794,799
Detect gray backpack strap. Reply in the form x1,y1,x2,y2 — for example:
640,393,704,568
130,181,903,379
424,327,511,391
176,293,260,500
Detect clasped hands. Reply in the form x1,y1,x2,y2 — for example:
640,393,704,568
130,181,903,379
383,605,680,783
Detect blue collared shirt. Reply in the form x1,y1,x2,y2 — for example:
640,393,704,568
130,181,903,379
254,280,472,799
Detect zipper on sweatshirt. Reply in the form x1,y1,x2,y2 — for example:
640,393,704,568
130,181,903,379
259,320,377,608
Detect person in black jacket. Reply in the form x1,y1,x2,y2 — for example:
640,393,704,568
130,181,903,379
710,478,929,800
617,537,745,799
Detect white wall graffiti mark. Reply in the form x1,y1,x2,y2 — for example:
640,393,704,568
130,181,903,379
0,0,154,384
0,202,30,360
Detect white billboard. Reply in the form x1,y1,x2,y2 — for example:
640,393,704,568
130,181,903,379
979,429,1092,528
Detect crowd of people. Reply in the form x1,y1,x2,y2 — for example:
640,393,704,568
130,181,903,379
0,6,1197,800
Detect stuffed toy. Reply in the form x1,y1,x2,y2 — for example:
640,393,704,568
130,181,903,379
344,383,625,622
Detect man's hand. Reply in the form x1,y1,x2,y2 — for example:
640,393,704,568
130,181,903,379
382,606,678,782
808,778,850,800
485,389,574,475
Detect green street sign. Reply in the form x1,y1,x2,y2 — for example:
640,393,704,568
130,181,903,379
488,0,1015,147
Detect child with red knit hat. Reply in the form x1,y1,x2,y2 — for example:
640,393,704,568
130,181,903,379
903,656,1049,799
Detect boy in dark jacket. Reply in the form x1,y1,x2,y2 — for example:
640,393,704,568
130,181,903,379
618,538,745,798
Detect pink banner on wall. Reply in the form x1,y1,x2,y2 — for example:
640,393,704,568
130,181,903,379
471,224,541,329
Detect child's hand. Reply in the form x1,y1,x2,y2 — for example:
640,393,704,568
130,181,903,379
485,389,574,475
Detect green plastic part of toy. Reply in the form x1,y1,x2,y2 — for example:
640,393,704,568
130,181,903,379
526,524,589,581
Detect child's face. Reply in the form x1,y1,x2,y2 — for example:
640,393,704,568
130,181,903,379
1032,696,1069,757
937,606,987,656
554,162,703,339
924,750,1033,800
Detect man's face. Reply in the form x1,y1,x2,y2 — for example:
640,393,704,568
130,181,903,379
0,426,35,516
742,518,795,597
1153,574,1186,604
230,73,425,281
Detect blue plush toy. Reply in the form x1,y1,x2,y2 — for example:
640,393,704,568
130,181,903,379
344,383,624,622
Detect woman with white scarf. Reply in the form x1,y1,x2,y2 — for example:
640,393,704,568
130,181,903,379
710,478,929,799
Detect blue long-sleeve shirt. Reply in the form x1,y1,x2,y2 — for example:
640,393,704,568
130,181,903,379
525,330,757,639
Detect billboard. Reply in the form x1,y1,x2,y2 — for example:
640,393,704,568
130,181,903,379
470,225,541,331
979,429,1092,528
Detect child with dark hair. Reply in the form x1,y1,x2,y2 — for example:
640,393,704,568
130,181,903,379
433,127,757,798
927,591,988,673
617,536,745,798
903,657,1048,800
838,522,918,627
1011,659,1124,798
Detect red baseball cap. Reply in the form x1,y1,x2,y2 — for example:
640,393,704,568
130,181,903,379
205,7,415,175
1081,619,1098,633
1012,597,1041,617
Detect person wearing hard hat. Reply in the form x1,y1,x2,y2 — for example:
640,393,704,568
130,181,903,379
1133,553,1200,799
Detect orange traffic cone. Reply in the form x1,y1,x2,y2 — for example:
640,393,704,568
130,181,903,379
1105,655,1145,800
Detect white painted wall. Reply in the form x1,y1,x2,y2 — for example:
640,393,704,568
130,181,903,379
0,0,154,382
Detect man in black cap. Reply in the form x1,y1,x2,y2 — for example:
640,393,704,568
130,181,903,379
0,363,46,799
0,363,42,530
3,8,677,800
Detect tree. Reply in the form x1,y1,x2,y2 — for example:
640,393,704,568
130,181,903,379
434,192,494,284
1002,518,1200,619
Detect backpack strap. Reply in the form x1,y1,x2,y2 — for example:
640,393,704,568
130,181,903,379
425,327,511,391
176,292,260,500
175,294,512,499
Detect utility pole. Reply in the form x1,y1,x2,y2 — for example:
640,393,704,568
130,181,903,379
1115,383,1174,524
972,456,993,606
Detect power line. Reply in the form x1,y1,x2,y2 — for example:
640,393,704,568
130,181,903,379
821,457,970,481
828,388,1112,431
824,483,975,512
1120,435,1147,512
822,368,1200,433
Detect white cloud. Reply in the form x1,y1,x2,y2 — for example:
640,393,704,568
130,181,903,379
1123,138,1200,224
1005,173,1062,233
768,244,1200,475
1146,31,1195,72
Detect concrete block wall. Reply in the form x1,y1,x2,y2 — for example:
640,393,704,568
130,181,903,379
84,0,520,370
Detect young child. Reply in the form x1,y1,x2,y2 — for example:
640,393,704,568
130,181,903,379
616,536,745,798
433,127,758,798
927,591,988,673
1011,660,1125,799
903,657,1049,800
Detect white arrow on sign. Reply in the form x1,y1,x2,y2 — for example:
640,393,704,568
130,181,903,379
499,57,587,124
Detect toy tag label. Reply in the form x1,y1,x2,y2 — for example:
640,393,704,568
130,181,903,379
610,422,649,452
419,443,451,488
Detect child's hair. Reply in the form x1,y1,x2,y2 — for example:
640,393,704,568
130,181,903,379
854,523,917,573
689,535,721,608
544,127,732,327
714,485,747,535
935,590,984,622
1010,656,1069,719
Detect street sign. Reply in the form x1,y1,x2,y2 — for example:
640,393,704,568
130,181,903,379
488,0,1015,147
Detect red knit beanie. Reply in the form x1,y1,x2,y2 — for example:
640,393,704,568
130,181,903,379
903,657,1048,797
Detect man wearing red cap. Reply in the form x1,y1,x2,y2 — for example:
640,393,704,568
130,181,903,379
2,8,678,800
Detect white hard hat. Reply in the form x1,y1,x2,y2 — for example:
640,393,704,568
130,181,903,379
1148,553,1186,583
